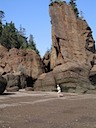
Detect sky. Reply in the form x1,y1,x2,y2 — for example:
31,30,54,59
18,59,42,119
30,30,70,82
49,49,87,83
0,0,96,57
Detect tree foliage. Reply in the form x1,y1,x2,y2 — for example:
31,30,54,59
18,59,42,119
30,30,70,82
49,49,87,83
17,25,28,49
28,34,40,55
0,21,27,49
50,0,65,5
69,0,79,18
0,22,18,49
0,21,2,36
50,0,64,2
0,10,5,22
0,10,40,56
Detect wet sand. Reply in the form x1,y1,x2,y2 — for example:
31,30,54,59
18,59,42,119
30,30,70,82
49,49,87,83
0,90,96,128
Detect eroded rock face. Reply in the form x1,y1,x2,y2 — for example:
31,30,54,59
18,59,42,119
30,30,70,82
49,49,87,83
34,2,95,93
89,54,96,86
42,51,51,72
49,2,95,69
0,76,7,94
0,46,45,91
34,72,56,91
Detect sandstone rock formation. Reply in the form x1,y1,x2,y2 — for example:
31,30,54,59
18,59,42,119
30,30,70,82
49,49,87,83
42,50,51,72
0,76,7,94
0,2,95,93
50,2,95,69
34,72,56,91
0,46,45,92
34,2,95,93
89,54,96,86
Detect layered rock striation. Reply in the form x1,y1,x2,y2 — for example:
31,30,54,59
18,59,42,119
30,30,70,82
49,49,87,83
34,2,95,93
0,2,95,93
0,45,45,92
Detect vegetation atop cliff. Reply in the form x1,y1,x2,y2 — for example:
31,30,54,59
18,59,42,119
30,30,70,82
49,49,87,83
0,11,40,55
49,0,66,6
49,0,79,18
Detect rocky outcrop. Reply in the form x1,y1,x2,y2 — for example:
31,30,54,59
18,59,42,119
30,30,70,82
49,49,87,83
34,2,95,93
89,54,96,86
50,2,95,69
42,51,51,72
0,46,45,92
0,76,7,94
34,72,56,91
0,2,95,93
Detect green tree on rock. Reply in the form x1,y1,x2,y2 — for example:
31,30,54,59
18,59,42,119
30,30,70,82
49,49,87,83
50,0,65,5
0,22,18,49
0,21,2,37
28,34,40,55
17,25,28,49
0,10,5,37
0,10,5,22
0,10,39,56
69,0,79,18
0,21,28,49
50,0,65,2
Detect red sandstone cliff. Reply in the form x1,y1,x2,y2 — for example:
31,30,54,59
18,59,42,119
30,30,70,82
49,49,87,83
0,45,45,91
34,2,95,93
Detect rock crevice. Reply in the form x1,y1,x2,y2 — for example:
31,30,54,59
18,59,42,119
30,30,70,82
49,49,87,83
34,2,95,93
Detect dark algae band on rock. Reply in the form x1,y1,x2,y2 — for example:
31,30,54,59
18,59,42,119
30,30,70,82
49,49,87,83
0,76,7,94
0,2,96,94
34,2,95,93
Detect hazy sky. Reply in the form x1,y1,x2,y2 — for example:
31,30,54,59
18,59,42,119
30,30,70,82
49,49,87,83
0,0,96,57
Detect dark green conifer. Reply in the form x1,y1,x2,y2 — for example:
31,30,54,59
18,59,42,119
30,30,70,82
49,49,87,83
28,34,40,55
69,0,79,18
